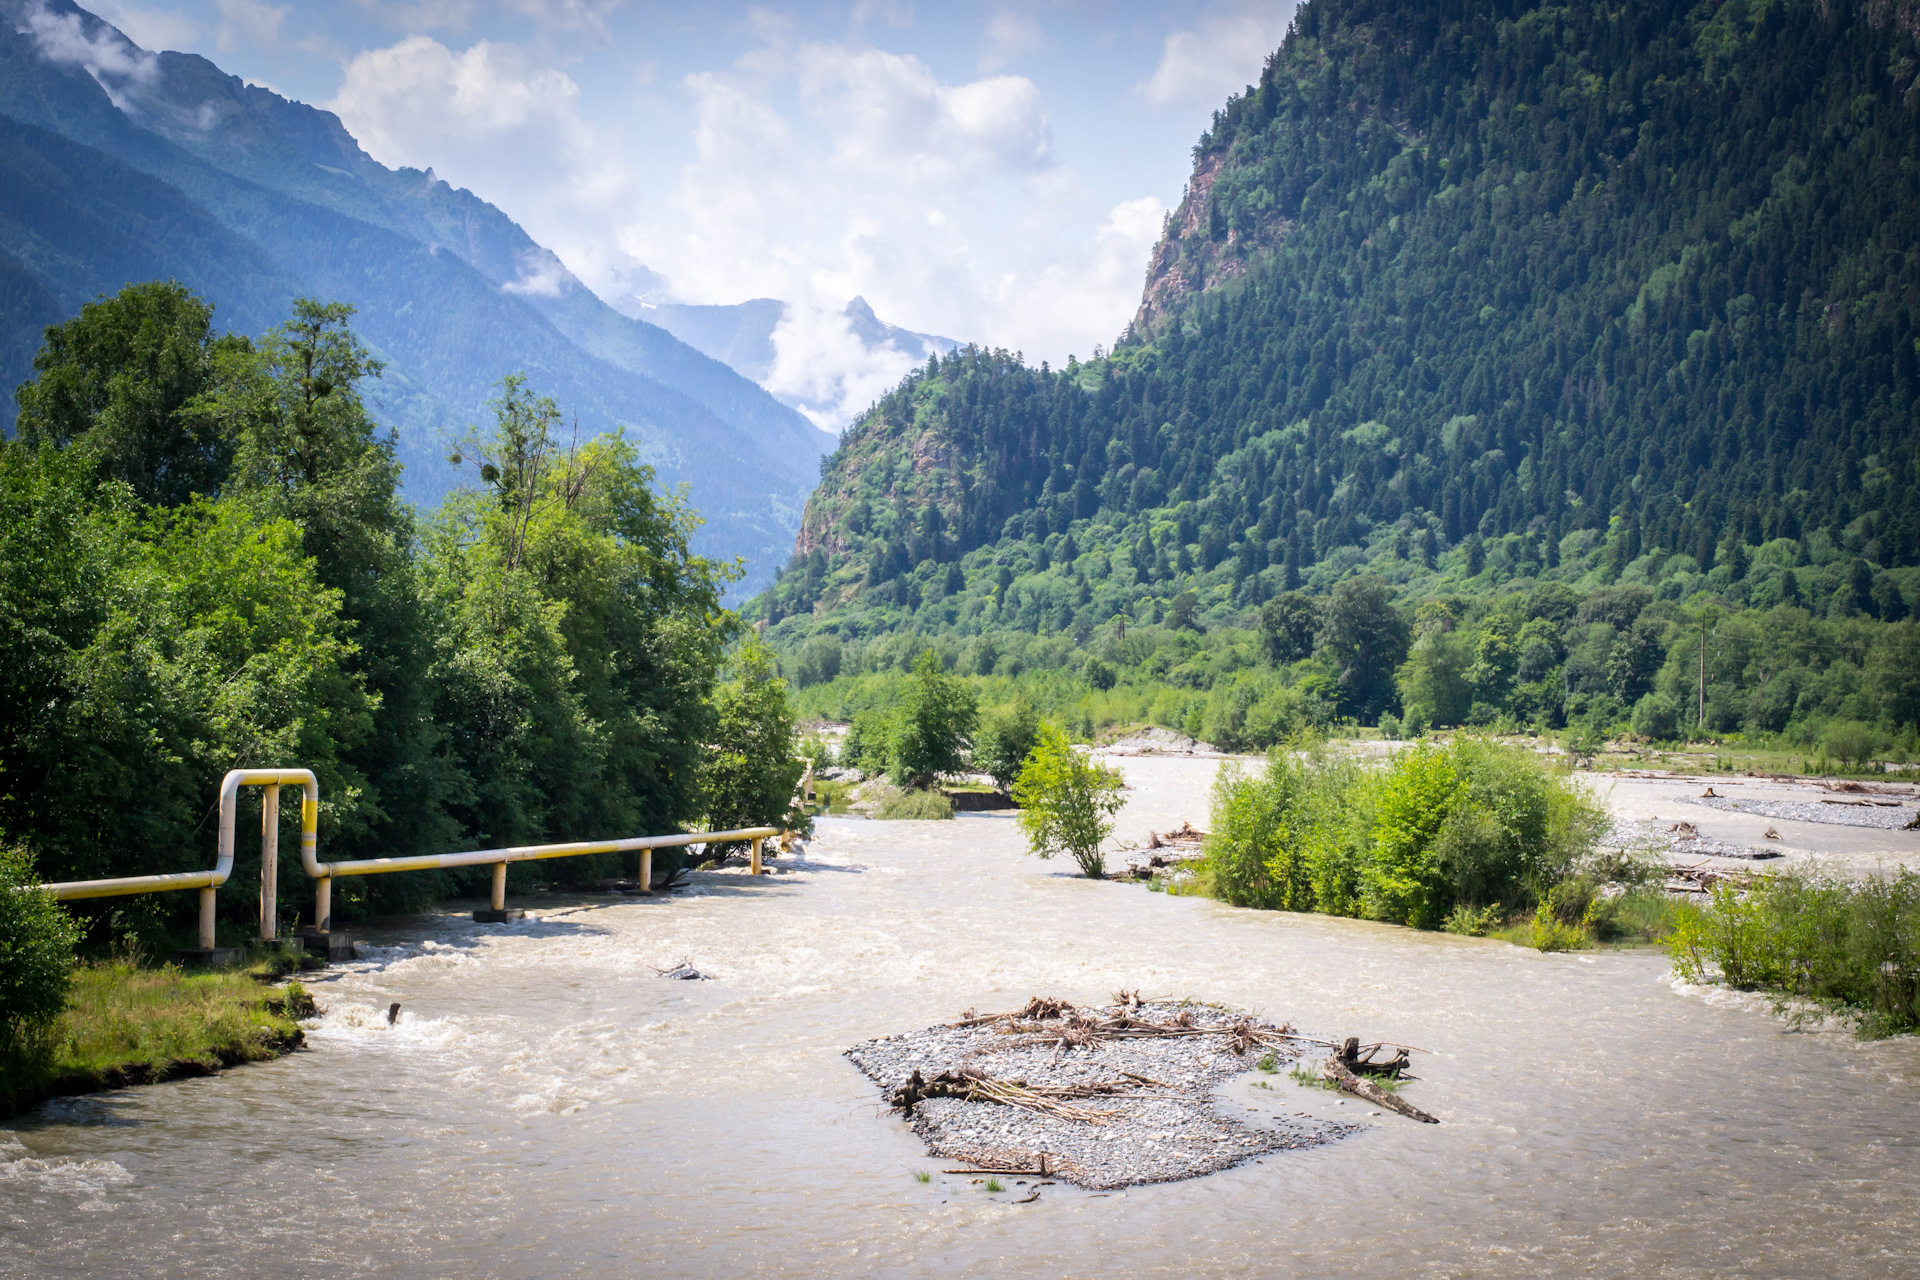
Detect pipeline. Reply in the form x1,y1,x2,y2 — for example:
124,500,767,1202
29,765,781,951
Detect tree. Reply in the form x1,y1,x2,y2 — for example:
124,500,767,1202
195,299,453,888
1631,692,1681,741
1317,576,1410,722
1607,619,1666,703
793,634,842,688
13,281,240,505
702,643,807,839
1397,627,1473,729
1258,591,1318,665
423,374,733,885
1465,616,1518,710
1866,623,1920,731
1012,723,1126,878
888,650,977,788
974,697,1041,790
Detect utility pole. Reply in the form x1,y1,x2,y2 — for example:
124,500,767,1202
1698,613,1707,729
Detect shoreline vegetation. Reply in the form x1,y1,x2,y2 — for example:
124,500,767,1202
810,691,1919,1038
0,957,314,1120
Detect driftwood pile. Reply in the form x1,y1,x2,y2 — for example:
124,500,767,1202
848,994,1434,1189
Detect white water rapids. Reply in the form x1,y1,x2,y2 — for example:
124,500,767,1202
4,757,1918,1277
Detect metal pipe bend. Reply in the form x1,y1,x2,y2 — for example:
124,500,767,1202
219,768,320,887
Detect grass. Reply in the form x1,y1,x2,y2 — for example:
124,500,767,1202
984,1177,1005,1193
1,957,311,1117
811,779,858,815
1287,1063,1335,1091
913,1170,931,1183
1287,1061,1402,1093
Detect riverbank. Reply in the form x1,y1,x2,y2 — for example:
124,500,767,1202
0,963,312,1120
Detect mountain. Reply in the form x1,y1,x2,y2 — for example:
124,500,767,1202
753,0,1919,703
0,0,832,586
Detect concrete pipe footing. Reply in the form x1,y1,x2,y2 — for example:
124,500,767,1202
293,929,354,962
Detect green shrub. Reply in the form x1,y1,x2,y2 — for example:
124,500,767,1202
874,789,955,820
1583,887,1679,943
1527,910,1591,952
1013,723,1126,877
1204,747,1366,913
1666,870,1920,1036
1442,903,1505,936
1206,736,1600,931
1820,721,1877,769
0,846,80,1098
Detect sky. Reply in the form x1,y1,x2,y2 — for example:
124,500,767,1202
80,0,1298,414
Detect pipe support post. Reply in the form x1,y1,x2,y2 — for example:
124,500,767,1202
260,783,280,942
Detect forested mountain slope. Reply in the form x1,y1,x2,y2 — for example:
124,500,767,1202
755,0,1920,744
0,0,829,582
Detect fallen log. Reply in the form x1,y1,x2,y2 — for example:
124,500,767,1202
888,1069,1116,1123
1333,1035,1410,1079
1322,1054,1438,1123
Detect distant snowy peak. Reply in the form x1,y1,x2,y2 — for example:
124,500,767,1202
638,294,959,433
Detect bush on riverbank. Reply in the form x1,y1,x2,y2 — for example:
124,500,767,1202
1667,870,1920,1038
1205,737,1606,929
0,847,81,1102
874,788,955,820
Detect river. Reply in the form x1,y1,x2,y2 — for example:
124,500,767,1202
4,757,1917,1278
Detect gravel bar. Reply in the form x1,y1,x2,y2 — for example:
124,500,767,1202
845,999,1360,1190
1678,795,1919,830
1605,817,1784,861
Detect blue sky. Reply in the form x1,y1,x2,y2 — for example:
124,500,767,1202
83,0,1296,381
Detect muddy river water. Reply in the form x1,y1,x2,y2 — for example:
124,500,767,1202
5,757,1918,1278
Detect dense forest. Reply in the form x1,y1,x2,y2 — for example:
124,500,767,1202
754,0,1920,755
0,283,801,948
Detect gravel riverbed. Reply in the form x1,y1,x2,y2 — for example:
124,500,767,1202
845,999,1360,1190
1677,795,1920,830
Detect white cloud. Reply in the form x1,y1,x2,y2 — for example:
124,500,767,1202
330,36,586,167
318,22,1168,430
326,35,640,284
795,44,1051,175
213,0,287,51
500,247,572,296
18,0,157,110
978,8,1041,74
1142,3,1296,107
350,0,623,39
600,40,1163,428
82,0,200,53
765,302,922,431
